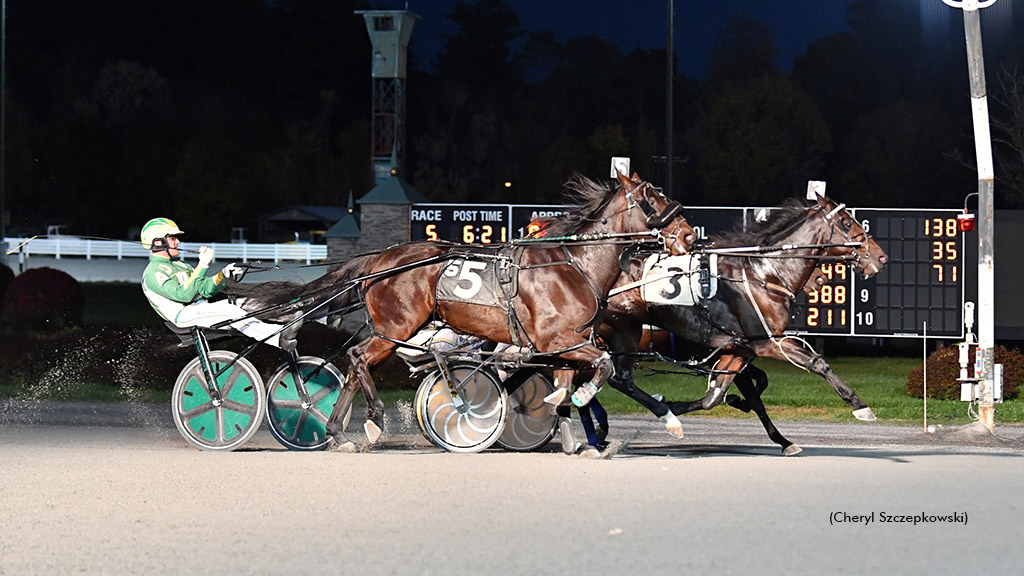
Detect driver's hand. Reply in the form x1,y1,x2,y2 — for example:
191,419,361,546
197,246,214,269
221,262,246,282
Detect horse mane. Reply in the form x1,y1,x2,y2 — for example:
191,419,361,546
712,198,810,248
540,174,619,237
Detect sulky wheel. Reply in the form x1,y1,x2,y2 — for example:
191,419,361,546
415,363,508,453
171,350,265,451
497,370,557,452
265,356,345,451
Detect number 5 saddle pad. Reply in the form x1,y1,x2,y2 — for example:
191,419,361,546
640,253,718,306
435,246,520,307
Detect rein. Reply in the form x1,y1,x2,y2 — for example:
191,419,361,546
739,268,818,371
512,229,662,245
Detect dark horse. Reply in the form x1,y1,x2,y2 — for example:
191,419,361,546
230,172,696,451
586,192,887,453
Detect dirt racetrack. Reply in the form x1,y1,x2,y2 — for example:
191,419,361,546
1,400,1023,575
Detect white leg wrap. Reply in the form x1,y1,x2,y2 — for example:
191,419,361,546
364,420,383,443
660,412,684,438
852,407,877,421
543,377,569,405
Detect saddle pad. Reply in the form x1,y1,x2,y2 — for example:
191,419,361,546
436,257,502,306
640,253,718,306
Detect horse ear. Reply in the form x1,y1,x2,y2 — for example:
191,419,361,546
616,170,634,189
630,172,642,184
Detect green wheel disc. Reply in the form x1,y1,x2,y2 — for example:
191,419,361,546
171,350,265,451
266,357,344,450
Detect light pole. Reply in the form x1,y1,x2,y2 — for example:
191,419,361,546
664,0,674,198
941,0,998,431
1,0,7,267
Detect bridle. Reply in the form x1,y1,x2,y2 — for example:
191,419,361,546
819,200,876,273
626,181,690,253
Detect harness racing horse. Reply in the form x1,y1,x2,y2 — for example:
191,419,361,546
600,262,835,455
648,268,833,454
312,173,695,451
592,192,887,452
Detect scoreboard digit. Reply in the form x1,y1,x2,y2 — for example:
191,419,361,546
410,204,510,244
789,209,965,338
790,261,854,334
853,209,964,337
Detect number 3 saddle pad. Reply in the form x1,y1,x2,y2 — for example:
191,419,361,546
435,246,520,307
640,253,718,306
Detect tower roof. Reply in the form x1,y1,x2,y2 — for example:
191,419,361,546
324,213,360,238
358,176,426,204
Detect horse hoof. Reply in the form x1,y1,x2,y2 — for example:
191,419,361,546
544,388,568,406
852,407,877,421
782,444,803,456
660,413,684,438
577,445,602,459
364,420,383,443
558,418,577,455
327,438,357,453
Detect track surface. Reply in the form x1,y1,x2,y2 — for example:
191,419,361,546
2,400,1023,575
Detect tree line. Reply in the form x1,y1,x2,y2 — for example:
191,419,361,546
5,0,1024,240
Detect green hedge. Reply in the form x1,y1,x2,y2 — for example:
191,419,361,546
906,344,1024,400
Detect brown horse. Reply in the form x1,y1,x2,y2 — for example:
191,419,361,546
313,172,695,450
589,192,887,449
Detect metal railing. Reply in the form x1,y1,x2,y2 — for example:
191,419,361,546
3,237,328,264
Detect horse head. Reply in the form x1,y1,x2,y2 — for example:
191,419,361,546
804,266,828,295
813,194,888,278
615,171,696,255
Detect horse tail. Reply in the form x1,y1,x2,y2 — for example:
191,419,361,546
222,253,378,323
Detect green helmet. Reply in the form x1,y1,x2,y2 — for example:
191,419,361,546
140,217,184,251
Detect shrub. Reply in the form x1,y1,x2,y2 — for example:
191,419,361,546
3,267,85,330
906,344,1023,400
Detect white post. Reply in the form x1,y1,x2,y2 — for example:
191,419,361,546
941,0,998,431
923,321,928,432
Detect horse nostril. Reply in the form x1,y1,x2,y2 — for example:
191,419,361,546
879,255,888,264
684,234,695,245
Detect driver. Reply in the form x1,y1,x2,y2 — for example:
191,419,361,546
139,217,300,354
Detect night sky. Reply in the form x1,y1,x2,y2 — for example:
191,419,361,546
372,0,852,78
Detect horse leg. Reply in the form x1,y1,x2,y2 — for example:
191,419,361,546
568,350,615,407
544,368,573,406
605,365,684,438
576,403,598,447
552,368,578,454
324,337,390,450
589,397,609,446
325,380,360,452
699,354,746,410
731,365,801,456
351,338,392,442
808,353,876,421
762,341,876,421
